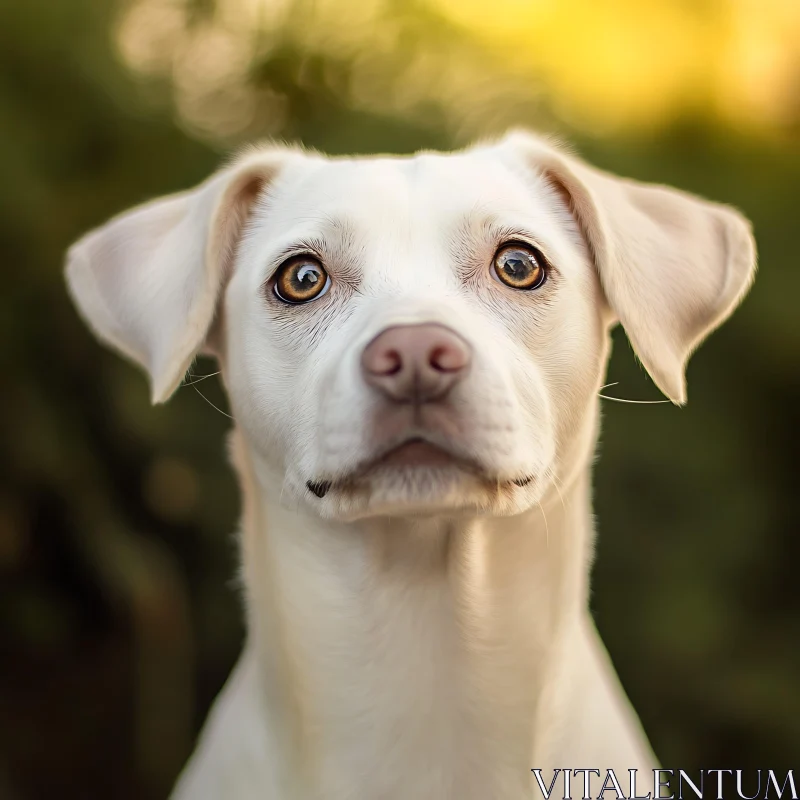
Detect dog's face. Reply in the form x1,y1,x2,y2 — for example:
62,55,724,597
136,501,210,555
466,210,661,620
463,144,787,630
66,132,756,521
224,150,605,518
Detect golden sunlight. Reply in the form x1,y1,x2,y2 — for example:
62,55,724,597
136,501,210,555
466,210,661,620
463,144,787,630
115,0,800,141
433,0,800,131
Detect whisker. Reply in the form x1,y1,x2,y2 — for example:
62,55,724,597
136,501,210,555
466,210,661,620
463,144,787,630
192,384,234,419
537,499,550,548
598,380,668,404
183,371,221,386
597,393,669,405
547,466,566,512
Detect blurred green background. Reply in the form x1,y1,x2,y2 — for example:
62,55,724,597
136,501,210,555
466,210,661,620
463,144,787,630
1,0,798,797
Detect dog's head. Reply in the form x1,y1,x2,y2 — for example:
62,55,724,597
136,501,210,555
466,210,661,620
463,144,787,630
66,132,756,520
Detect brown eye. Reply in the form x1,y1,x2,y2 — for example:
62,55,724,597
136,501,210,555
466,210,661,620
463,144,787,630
492,243,546,290
273,256,330,304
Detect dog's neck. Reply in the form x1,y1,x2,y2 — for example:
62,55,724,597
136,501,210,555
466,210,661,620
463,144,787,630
230,429,595,799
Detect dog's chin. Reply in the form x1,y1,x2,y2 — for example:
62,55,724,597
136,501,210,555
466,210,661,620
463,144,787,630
322,468,538,520
305,441,541,520
361,464,492,512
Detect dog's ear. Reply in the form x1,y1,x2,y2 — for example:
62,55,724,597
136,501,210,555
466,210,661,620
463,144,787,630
65,148,292,404
503,132,757,404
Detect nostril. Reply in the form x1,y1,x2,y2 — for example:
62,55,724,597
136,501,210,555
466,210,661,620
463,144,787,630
383,349,403,376
429,344,468,373
367,348,403,376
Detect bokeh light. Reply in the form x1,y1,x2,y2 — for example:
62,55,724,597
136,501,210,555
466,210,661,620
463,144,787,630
115,0,800,141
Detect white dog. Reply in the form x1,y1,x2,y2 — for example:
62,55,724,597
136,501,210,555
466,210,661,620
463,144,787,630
65,131,756,799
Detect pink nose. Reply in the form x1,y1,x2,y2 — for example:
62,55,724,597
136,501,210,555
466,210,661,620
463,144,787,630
361,324,471,403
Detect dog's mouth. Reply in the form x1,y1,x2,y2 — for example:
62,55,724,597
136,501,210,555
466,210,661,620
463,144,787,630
374,437,457,468
306,436,535,500
346,434,486,483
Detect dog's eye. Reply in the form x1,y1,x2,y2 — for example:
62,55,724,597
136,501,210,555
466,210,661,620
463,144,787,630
492,243,546,291
273,256,330,304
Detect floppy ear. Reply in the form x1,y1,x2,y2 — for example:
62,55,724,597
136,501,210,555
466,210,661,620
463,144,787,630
65,148,291,404
503,132,757,404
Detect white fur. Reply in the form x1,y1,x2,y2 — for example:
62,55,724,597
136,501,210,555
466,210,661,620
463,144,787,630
65,132,756,799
